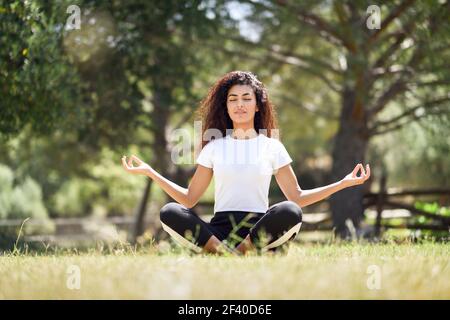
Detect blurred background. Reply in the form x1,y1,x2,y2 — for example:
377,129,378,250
0,0,449,251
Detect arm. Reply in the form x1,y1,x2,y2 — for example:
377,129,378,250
121,155,213,208
274,163,371,207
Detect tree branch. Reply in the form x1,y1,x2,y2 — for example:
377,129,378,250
243,0,355,51
368,76,410,116
369,0,450,92
221,33,342,75
413,79,450,87
369,95,450,134
368,0,416,44
372,15,418,71
273,93,339,120
371,65,411,78
200,39,342,93
265,50,342,92
367,2,450,117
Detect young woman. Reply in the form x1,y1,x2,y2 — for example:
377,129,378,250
122,71,370,255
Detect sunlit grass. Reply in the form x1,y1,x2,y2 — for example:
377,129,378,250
0,240,449,299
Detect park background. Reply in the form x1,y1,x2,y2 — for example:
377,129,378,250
0,0,449,299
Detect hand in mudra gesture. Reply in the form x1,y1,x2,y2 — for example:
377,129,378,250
342,163,371,187
122,155,152,176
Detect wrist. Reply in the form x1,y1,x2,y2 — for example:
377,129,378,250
339,179,351,189
146,167,155,178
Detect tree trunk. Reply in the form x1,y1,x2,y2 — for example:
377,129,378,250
330,87,369,239
132,86,172,242
131,178,152,243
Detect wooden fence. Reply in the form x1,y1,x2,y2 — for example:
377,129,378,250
363,175,450,236
1,183,448,245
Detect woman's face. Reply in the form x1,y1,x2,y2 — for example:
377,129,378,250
226,84,259,126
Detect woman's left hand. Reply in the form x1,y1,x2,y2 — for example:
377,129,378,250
342,163,371,187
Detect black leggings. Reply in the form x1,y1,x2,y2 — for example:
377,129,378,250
159,201,303,252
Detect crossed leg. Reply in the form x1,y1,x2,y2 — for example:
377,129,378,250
159,201,303,255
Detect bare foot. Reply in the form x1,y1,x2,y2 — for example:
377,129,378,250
236,234,256,255
203,236,241,256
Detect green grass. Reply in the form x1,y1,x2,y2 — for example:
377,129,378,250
1,241,449,299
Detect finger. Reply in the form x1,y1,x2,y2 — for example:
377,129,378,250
354,163,364,178
351,164,361,177
365,164,371,180
359,163,366,177
131,155,143,165
122,156,129,170
128,157,133,168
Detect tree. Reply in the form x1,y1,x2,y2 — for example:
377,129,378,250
1,0,236,243
65,0,237,241
225,0,450,237
0,0,83,138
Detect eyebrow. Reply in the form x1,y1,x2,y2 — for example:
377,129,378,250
228,93,252,98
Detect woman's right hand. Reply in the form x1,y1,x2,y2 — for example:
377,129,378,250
122,155,152,176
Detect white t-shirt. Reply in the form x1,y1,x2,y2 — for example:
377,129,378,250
196,133,293,214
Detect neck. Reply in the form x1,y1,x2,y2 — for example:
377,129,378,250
230,126,258,140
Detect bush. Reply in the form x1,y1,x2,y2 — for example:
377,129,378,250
52,177,102,217
50,147,147,218
0,164,14,219
0,163,55,250
9,177,48,220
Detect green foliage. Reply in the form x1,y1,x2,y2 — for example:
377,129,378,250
375,117,450,188
1,0,448,231
90,151,147,216
0,164,14,219
9,177,48,220
0,164,49,221
415,201,450,217
52,178,102,217
1,0,236,221
0,163,55,249
50,147,147,217
0,0,83,138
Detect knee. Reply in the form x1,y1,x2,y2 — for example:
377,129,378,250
159,202,183,225
276,200,303,224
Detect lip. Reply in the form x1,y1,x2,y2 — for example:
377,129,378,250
235,111,247,114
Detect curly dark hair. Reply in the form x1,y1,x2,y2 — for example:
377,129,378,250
195,70,279,149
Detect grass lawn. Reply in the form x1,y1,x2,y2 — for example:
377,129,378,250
0,241,449,299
